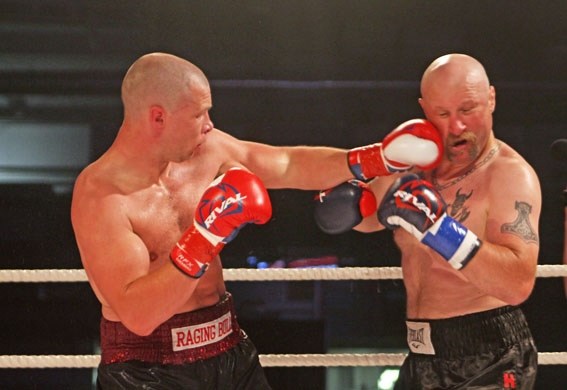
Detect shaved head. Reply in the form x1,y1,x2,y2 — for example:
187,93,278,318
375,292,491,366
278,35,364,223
420,54,490,101
121,52,209,117
418,53,496,164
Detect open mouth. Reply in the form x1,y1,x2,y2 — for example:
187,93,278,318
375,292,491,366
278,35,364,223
451,139,468,148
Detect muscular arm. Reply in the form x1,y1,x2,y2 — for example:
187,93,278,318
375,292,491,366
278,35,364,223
460,162,541,305
72,185,198,336
214,129,353,189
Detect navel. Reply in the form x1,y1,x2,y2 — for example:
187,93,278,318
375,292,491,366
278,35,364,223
149,252,159,262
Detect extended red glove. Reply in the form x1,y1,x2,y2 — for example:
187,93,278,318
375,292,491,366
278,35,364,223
170,168,272,278
348,119,443,180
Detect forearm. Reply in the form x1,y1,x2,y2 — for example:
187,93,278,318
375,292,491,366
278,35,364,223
278,125,442,189
460,242,537,305
244,119,443,190
116,262,199,336
266,146,352,190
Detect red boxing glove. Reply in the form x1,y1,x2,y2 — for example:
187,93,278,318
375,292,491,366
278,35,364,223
348,119,443,180
170,168,272,278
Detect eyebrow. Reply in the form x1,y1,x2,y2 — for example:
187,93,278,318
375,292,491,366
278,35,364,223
433,99,477,111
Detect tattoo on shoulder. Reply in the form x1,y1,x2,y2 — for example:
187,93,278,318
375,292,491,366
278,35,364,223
500,201,539,244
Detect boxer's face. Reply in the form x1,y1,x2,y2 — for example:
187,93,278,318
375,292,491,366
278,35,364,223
169,81,214,159
420,83,495,164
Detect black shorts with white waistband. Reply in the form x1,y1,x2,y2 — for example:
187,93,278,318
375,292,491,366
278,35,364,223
395,305,537,390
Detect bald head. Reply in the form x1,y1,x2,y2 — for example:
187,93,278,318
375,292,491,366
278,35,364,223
121,52,209,117
420,54,490,101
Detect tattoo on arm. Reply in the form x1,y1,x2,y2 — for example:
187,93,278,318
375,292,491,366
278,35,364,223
500,201,539,244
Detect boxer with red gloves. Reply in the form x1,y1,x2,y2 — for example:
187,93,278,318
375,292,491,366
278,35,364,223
81,53,416,390
82,52,455,389
171,168,272,278
347,118,443,181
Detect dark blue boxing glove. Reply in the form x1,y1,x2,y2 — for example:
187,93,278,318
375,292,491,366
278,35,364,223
378,174,481,270
314,180,377,234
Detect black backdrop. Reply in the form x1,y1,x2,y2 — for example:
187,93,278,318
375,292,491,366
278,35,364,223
0,1,565,388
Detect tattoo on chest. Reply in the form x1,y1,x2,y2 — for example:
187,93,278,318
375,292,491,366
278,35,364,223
501,201,539,243
447,188,473,222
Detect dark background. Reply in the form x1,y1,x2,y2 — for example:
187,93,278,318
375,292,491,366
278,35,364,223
0,1,565,389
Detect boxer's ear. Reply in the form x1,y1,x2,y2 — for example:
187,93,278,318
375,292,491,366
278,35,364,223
488,85,496,113
150,105,166,130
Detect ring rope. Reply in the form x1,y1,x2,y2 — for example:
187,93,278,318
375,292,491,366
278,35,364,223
0,352,566,369
2,265,566,369
1,264,566,283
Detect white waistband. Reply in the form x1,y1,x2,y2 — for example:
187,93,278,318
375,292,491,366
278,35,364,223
171,311,233,352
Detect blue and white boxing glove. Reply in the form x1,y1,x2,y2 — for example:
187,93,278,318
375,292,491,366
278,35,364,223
377,174,481,270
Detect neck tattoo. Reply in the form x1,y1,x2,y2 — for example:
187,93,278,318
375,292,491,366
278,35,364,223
432,142,501,191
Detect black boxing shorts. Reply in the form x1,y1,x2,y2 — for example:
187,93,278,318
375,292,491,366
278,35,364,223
395,306,537,390
97,293,272,389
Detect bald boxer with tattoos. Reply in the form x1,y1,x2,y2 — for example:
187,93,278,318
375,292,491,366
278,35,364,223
316,54,540,389
71,52,443,389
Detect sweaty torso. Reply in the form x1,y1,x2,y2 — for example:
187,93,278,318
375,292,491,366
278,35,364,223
397,147,508,319
86,142,233,321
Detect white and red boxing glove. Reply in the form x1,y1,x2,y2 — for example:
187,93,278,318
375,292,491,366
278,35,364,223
170,168,272,278
314,180,377,234
348,119,443,180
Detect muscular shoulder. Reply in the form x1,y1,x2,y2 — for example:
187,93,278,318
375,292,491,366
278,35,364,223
73,157,125,202
200,128,280,174
488,142,540,197
204,128,242,157
197,128,246,170
488,144,541,230
71,160,129,231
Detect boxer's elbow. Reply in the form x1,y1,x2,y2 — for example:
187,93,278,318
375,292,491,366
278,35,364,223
119,312,159,336
506,277,536,306
129,323,157,337
494,251,537,306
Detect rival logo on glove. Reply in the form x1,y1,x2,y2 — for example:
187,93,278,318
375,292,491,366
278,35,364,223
196,183,247,233
393,179,445,229
171,251,208,278
394,189,438,224
203,193,247,228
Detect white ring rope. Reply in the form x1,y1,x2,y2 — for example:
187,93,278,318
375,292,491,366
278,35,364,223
0,352,566,369
1,264,566,283
1,265,566,369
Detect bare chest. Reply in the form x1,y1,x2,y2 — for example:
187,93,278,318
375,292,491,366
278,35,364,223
125,174,214,265
395,179,489,290
425,170,490,232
